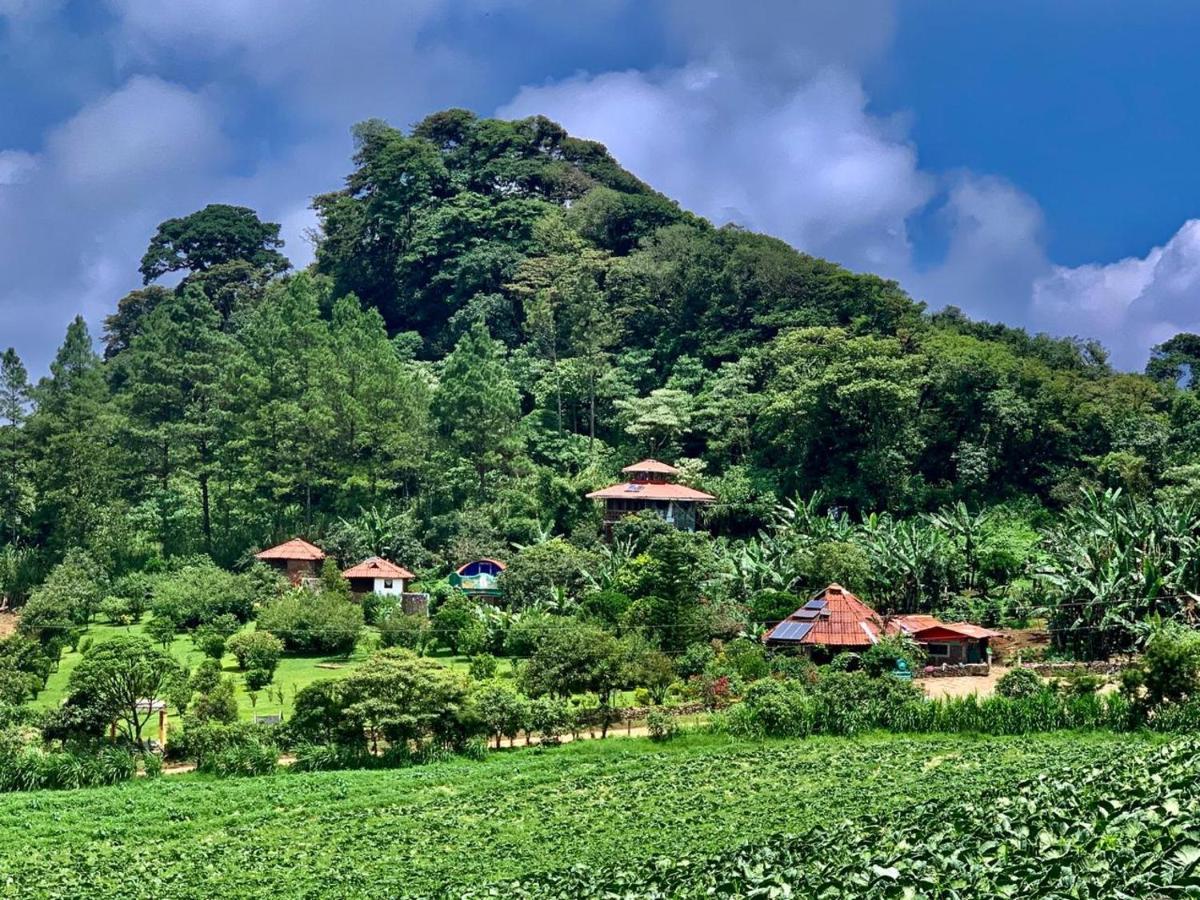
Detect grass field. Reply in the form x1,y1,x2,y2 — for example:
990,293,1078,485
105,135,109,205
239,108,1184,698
31,621,478,721
0,730,1164,899
30,620,651,724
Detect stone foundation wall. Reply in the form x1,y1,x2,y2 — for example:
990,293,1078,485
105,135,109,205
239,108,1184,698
1018,661,1123,677
917,663,991,678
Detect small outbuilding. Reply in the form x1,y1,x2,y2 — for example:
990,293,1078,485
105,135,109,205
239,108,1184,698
891,615,1001,664
342,557,415,597
450,558,505,601
255,538,325,585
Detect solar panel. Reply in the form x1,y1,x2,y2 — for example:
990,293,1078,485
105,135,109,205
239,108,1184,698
794,608,819,620
802,599,827,611
769,621,813,641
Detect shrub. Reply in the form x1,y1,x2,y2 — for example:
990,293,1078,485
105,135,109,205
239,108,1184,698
457,620,489,657
809,671,923,735
469,654,498,681
1121,621,1200,717
628,647,676,704
768,653,819,683
191,678,239,725
861,634,923,678
827,652,861,672
245,668,273,691
502,611,555,658
432,593,481,654
143,615,178,648
140,752,163,778
379,607,434,653
192,626,228,660
361,592,397,627
209,740,278,778
722,638,770,683
997,667,1044,699
257,592,363,656
749,590,802,624
646,709,678,742
175,721,278,775
676,642,716,680
150,562,260,628
98,596,134,626
190,658,222,694
529,695,570,745
474,681,529,748
737,678,815,737
227,631,284,675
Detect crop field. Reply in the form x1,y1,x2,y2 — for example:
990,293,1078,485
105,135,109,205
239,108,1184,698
0,731,1166,899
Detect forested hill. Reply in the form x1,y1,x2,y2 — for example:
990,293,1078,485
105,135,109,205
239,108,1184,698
2,108,1198,580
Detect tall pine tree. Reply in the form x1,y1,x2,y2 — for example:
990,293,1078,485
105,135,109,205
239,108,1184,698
27,318,118,553
0,349,32,544
433,322,522,490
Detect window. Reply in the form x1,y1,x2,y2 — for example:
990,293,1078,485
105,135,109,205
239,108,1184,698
383,579,393,589
927,643,950,657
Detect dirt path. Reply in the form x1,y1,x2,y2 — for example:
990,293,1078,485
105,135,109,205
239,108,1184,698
920,666,1007,700
0,612,18,639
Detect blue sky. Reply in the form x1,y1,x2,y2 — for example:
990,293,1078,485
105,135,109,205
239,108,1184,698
3,1,1199,373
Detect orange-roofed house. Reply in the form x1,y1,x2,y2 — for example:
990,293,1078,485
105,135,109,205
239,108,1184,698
890,615,1001,665
762,584,885,658
342,557,415,598
586,459,715,533
255,538,325,585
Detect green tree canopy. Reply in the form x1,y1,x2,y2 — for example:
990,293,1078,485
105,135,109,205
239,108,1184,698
140,204,289,284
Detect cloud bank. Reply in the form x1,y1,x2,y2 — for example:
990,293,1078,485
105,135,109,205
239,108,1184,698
0,0,1198,373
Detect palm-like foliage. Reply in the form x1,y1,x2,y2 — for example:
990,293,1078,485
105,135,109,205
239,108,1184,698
1037,489,1200,657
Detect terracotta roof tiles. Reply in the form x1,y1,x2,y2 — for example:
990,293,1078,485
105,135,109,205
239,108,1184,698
342,557,414,580
255,538,326,562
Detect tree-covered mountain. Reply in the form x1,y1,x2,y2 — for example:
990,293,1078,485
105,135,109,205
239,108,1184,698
1,108,1198,595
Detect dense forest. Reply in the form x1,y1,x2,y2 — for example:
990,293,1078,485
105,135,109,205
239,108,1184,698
4,109,1200,657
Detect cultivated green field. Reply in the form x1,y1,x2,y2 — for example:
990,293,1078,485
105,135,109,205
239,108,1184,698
0,730,1164,899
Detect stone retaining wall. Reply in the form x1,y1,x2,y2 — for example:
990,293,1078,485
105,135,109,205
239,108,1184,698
917,663,991,678
1018,661,1123,677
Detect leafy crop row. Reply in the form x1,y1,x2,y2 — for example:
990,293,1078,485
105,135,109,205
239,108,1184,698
0,732,1159,898
478,736,1200,898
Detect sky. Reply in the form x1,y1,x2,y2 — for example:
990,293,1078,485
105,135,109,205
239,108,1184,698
3,1,1200,373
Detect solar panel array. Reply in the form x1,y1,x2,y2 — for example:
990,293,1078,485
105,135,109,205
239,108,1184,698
769,621,813,642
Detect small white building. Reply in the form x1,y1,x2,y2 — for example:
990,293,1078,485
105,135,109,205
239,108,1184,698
342,557,414,597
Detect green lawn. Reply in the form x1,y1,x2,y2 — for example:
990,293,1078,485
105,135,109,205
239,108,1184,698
0,730,1163,899
32,620,477,721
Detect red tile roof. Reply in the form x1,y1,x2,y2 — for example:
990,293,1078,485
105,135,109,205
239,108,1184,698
255,538,325,561
586,482,716,502
342,557,414,580
764,584,883,648
622,459,679,475
890,616,1000,641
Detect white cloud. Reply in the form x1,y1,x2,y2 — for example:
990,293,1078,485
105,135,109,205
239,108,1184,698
1,0,1198,376
108,0,478,127
905,174,1050,323
1032,220,1200,368
0,150,37,185
46,76,226,188
501,60,932,273
0,76,229,370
